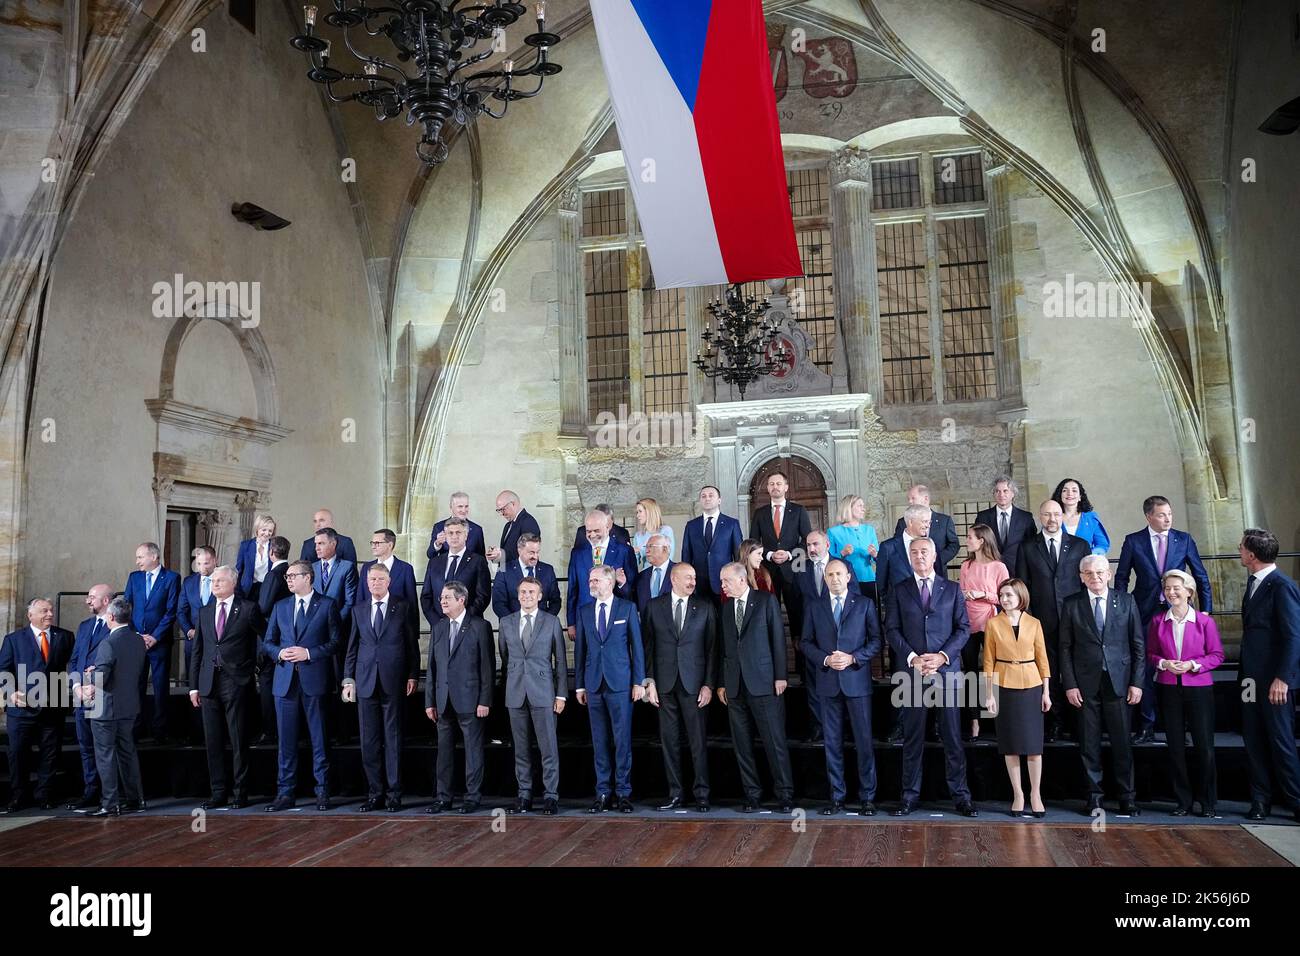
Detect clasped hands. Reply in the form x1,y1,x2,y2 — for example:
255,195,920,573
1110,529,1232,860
825,650,854,671
911,653,945,677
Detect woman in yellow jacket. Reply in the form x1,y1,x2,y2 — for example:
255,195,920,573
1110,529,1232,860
983,578,1052,817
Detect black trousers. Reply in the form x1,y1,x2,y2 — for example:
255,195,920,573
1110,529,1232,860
1241,687,1300,809
257,659,278,740
1156,682,1216,810
727,687,793,803
777,576,820,737
359,688,404,798
200,669,251,798
1043,627,1072,734
659,683,710,801
899,684,969,804
961,631,985,729
436,702,485,803
1079,678,1134,799
6,711,62,802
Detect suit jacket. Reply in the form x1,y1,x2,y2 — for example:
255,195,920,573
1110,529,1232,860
178,572,214,637
566,539,637,627
69,617,112,704
301,533,357,565
796,558,834,604
1115,528,1213,623
573,597,645,694
498,609,568,708
492,559,562,619
124,566,181,642
256,562,291,622
428,518,486,560
345,597,420,698
885,576,969,675
1015,532,1086,635
235,537,272,598
634,560,675,613
681,512,744,595
800,590,881,698
894,511,961,578
312,556,358,620
191,596,265,696
642,591,718,695
359,557,421,638
718,587,786,697
974,505,1037,577
88,626,146,721
425,615,494,714
1240,568,1300,687
750,501,813,585
572,522,631,551
1146,611,1223,687
421,551,492,627
0,625,74,714
497,508,542,562
263,593,341,697
874,534,915,601
1060,588,1145,698
983,613,1050,689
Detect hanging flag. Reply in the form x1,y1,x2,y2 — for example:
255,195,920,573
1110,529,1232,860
591,0,803,289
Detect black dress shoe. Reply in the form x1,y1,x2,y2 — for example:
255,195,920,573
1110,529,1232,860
1170,806,1190,817
424,800,450,815
779,802,795,814
67,795,100,811
819,801,845,816
739,801,760,813
1044,726,1059,744
39,801,58,810
887,725,904,744
1132,726,1156,744
892,801,918,816
1084,795,1104,816
386,798,402,812
507,799,533,814
859,801,877,816
695,802,711,813
586,795,611,814
1031,810,1047,819
265,796,294,812
1118,800,1140,816
617,798,634,813
4,800,24,813
315,799,332,811
955,800,979,818
459,801,481,814
1197,806,1221,819
200,796,228,810
358,797,384,812
541,799,559,816
89,806,119,817
122,801,147,814
1245,802,1270,821
808,730,824,744
658,797,685,811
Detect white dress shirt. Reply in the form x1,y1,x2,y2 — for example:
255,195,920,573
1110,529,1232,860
1159,606,1201,672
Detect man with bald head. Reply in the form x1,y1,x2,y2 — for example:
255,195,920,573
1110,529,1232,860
566,508,637,639
67,585,115,809
190,566,264,809
486,489,541,565
300,508,357,564
893,484,960,577
1,598,74,811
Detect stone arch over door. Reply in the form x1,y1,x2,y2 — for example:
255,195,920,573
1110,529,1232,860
749,456,831,534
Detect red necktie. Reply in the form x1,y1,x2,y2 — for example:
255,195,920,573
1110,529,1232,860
773,505,783,539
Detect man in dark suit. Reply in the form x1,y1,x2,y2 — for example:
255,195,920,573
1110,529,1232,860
487,489,542,566
875,505,933,606
1060,554,1145,816
574,564,646,813
82,597,147,816
793,530,832,742
254,536,292,743
425,580,494,814
803,560,882,815
886,538,977,817
633,534,674,613
263,561,340,811
1237,528,1300,822
360,528,420,638
570,503,631,551
1,597,74,811
313,527,358,745
67,584,114,810
498,578,568,815
491,532,562,619
299,508,357,564
718,561,795,813
236,513,278,599
893,484,960,577
750,471,813,635
566,509,637,638
178,545,216,683
343,564,420,812
428,491,487,560
188,566,264,809
681,485,743,604
643,563,717,812
1016,499,1087,740
124,541,180,741
421,517,492,628
1115,495,1214,742
974,475,1037,579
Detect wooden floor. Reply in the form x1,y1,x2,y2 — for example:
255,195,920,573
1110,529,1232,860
1,815,1288,867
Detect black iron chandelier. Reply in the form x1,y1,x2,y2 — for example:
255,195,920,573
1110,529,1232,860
694,284,791,400
290,1,562,166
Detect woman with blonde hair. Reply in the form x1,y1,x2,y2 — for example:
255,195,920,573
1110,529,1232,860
235,512,278,600
632,497,674,572
827,494,880,603
735,538,775,598
983,578,1051,817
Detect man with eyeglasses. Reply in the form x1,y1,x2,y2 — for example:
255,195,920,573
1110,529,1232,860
486,490,541,566
361,529,420,638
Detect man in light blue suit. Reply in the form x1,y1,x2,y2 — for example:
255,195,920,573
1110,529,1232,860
574,564,646,813
123,541,181,741
680,485,743,602
67,584,114,809
567,509,637,638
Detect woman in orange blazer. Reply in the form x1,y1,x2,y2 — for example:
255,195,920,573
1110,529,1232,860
983,578,1051,817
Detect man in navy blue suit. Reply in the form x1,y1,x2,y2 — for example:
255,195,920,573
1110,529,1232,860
893,485,961,578
1,597,74,811
427,491,487,560
633,534,674,613
360,528,420,639
491,532,562,618
885,537,977,817
421,517,492,627
312,527,358,619
876,505,935,740
178,545,216,683
680,485,743,603
264,560,340,811
67,585,114,809
299,508,357,564
1238,528,1300,823
570,503,631,552
974,476,1037,580
1115,495,1213,742
236,512,278,599
567,510,636,639
802,560,881,815
123,541,180,742
486,489,541,566
574,564,646,812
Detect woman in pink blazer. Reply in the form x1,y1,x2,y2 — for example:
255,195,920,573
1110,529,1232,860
1146,569,1224,817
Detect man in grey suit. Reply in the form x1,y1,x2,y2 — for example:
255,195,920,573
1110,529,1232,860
81,597,147,817
498,578,568,815
424,580,494,814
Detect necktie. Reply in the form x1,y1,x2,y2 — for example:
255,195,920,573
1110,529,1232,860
374,602,385,632
38,630,48,663
447,555,459,580
1093,596,1105,632
522,614,534,651
597,603,608,640
999,511,1009,545
594,546,604,566
1156,533,1168,574
735,598,745,630
92,619,105,640
322,561,331,590
1244,574,1257,608
816,561,825,595
704,517,715,549
773,505,782,539
652,566,663,598
525,565,534,578
449,619,459,654
920,578,931,611
833,596,843,626
216,601,227,642
295,598,306,631
674,598,685,635
201,576,211,604
145,571,154,600
1048,537,1058,567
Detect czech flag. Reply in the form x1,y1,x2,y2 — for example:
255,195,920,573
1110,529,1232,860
591,0,803,289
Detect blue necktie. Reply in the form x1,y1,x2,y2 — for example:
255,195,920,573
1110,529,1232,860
321,561,331,590
1094,596,1105,632
598,603,608,641
652,566,663,598
145,571,155,600
200,576,211,605
833,595,843,626
704,517,714,549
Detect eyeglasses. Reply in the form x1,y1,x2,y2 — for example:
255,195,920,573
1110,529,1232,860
286,572,310,579
370,541,388,546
